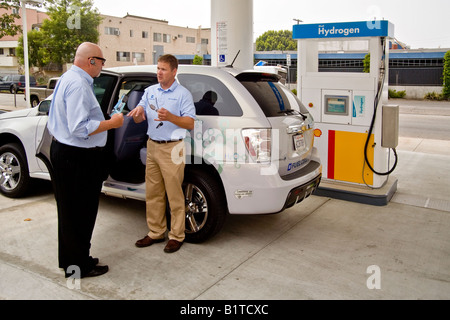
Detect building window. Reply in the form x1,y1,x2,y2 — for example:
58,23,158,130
116,51,131,62
186,36,195,43
163,34,171,43
130,30,134,37
0,49,4,55
133,52,145,63
201,38,209,45
142,31,148,39
105,27,120,36
154,33,162,42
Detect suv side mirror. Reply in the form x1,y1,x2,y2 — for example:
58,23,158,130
38,100,51,115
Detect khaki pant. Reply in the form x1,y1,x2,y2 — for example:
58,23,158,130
145,139,186,242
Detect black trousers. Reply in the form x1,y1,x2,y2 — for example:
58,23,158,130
50,140,107,276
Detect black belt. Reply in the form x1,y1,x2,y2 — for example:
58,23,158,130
150,139,183,144
52,137,105,151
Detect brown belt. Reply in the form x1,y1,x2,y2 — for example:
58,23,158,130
150,139,183,144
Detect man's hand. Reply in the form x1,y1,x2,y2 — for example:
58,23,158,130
156,107,172,122
157,108,194,130
110,113,124,128
89,113,124,136
127,105,146,123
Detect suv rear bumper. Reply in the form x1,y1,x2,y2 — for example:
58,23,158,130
282,174,321,210
222,160,322,215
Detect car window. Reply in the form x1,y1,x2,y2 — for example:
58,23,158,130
49,79,58,89
178,74,243,117
239,78,309,117
114,78,157,113
93,74,118,113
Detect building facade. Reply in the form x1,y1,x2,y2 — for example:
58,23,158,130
1,7,447,99
0,8,211,77
0,7,48,76
98,14,211,67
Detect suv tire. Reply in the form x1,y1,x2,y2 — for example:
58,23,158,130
183,166,228,243
0,143,31,198
30,96,40,108
10,84,17,94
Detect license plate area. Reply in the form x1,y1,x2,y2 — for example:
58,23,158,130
293,134,305,152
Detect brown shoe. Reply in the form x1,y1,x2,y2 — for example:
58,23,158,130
135,236,165,248
164,239,183,253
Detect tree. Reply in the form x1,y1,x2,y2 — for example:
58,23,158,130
44,0,102,64
1,0,22,38
363,53,370,73
256,30,297,51
18,0,102,66
443,51,450,98
16,30,50,68
193,55,203,65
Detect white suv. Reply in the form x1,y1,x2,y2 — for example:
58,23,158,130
0,65,321,243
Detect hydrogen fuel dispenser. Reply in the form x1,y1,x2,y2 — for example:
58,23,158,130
294,21,398,204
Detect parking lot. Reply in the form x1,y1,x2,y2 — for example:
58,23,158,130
0,95,449,302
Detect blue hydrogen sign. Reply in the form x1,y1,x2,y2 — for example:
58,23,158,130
293,21,394,39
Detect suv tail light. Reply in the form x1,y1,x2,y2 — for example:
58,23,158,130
242,129,271,164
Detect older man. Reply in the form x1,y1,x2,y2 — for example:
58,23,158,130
48,42,124,278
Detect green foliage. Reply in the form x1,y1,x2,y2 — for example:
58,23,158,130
17,30,50,67
424,91,448,101
17,0,102,67
291,88,297,95
363,53,370,73
256,30,297,51
443,51,450,98
42,0,102,64
193,55,203,65
388,89,406,99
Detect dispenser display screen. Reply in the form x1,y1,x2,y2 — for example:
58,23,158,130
324,95,349,115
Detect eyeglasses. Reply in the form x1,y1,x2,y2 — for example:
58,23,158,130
89,56,106,66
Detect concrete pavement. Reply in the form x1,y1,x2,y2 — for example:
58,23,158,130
0,98,449,301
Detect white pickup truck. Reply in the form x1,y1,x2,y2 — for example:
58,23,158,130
0,65,322,243
27,77,60,107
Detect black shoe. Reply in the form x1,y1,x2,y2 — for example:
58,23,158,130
82,265,109,278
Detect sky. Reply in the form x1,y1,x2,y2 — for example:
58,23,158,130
92,0,450,49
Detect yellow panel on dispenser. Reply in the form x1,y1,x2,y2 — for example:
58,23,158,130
334,131,374,185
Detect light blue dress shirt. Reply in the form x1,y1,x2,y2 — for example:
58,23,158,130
138,81,196,141
47,65,106,148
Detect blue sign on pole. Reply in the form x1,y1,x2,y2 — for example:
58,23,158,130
293,21,394,40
